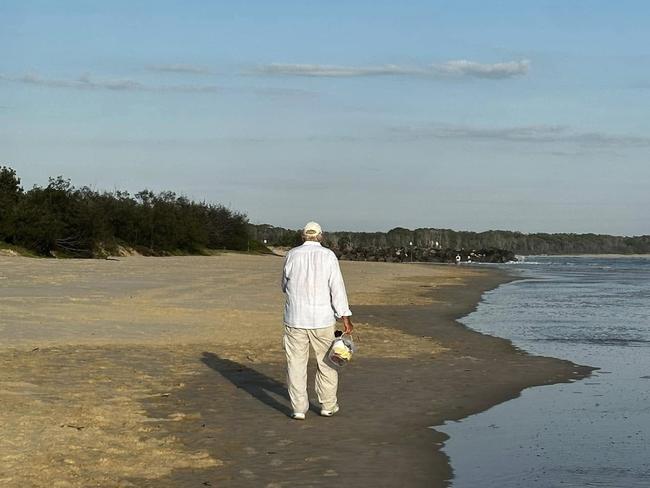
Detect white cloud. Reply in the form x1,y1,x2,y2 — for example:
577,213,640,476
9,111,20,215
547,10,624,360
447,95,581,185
257,63,425,77
391,123,650,147
432,59,530,79
146,64,213,75
0,73,221,93
0,72,318,99
255,60,530,79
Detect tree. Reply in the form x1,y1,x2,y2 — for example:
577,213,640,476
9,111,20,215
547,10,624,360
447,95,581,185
4,167,252,256
0,165,23,242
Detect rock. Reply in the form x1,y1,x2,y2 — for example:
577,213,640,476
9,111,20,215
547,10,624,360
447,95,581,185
334,245,515,264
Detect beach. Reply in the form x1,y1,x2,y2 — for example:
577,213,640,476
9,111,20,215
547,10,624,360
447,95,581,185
0,254,592,487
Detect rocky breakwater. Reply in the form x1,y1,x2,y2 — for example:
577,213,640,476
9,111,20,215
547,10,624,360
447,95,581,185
247,224,516,263
334,246,516,264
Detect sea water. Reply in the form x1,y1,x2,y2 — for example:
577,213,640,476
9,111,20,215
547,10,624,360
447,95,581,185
438,256,650,487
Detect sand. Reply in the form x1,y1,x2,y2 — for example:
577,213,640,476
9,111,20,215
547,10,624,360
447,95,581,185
0,253,592,487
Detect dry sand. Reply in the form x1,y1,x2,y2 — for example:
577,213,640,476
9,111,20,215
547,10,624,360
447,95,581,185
0,253,592,487
1,253,456,352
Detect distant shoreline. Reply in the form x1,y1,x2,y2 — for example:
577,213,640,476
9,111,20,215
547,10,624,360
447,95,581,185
519,253,650,258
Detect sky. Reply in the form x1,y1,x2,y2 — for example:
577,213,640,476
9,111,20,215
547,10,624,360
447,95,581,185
2,1,649,235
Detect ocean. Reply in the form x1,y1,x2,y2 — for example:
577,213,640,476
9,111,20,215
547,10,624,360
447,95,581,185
438,256,650,487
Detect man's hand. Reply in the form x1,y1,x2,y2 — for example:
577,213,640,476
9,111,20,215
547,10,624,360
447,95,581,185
342,316,353,335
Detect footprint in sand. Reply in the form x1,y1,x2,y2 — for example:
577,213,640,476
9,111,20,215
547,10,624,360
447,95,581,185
239,469,256,479
304,455,329,463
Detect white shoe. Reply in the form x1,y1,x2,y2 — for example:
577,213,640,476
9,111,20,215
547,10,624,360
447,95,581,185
290,412,306,420
320,405,340,417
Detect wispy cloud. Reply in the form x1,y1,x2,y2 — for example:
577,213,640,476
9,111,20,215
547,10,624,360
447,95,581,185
432,59,529,79
257,63,425,77
255,59,530,79
146,64,213,75
391,124,650,147
0,73,221,92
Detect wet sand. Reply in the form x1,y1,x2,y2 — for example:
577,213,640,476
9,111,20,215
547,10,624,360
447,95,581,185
0,254,592,487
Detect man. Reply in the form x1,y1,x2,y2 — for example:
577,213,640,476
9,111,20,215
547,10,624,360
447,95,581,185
281,221,353,420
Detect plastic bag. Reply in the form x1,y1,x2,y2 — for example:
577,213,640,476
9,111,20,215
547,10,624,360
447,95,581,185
325,331,356,369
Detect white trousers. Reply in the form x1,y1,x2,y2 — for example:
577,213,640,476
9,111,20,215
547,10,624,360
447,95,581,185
283,324,338,414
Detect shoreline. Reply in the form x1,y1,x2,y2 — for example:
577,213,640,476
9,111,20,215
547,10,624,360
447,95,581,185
137,265,594,487
352,266,595,486
0,256,594,487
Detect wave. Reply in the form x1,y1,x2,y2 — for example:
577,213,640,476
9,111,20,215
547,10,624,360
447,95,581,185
537,337,650,347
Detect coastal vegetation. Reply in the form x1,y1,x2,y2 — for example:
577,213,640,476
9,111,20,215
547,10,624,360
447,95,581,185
0,166,249,257
2,165,647,259
249,224,650,256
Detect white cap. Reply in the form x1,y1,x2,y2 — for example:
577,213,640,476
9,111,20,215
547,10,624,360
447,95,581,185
303,221,322,236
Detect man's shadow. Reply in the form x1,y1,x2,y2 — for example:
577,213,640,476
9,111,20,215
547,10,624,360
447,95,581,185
201,352,320,416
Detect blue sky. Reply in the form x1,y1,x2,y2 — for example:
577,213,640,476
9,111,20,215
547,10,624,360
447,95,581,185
2,1,649,235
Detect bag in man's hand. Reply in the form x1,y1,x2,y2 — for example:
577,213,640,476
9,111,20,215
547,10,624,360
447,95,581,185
325,331,356,369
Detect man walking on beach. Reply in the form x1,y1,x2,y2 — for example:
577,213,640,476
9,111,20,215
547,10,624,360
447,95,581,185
281,221,353,420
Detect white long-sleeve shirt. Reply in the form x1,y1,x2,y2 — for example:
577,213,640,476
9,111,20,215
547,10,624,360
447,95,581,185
281,241,352,329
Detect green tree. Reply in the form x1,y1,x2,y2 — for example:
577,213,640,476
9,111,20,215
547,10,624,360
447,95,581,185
0,165,23,242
